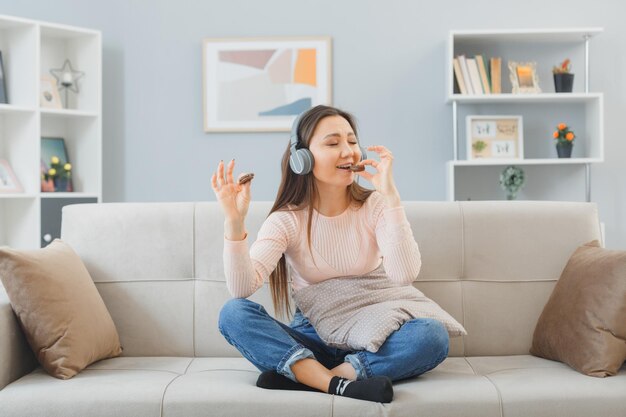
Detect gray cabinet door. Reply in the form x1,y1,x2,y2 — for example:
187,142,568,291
41,198,97,247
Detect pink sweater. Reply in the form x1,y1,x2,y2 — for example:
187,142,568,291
223,191,422,298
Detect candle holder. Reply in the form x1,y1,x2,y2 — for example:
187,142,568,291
50,59,85,108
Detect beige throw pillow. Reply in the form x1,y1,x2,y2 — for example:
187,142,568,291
0,239,122,379
530,240,626,377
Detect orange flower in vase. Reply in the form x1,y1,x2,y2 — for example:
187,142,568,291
553,123,575,158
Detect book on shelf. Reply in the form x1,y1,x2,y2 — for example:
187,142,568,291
475,55,491,94
457,55,474,95
453,57,468,94
490,57,502,94
466,58,484,94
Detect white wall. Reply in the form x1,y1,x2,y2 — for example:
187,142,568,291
1,0,625,247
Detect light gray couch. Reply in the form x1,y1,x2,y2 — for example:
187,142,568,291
1,201,625,417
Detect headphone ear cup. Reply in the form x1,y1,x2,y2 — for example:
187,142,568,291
359,146,368,162
289,148,314,175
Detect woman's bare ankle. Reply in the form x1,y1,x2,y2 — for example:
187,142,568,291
290,358,334,392
331,362,357,380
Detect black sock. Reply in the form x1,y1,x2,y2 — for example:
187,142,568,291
256,370,321,392
328,376,393,403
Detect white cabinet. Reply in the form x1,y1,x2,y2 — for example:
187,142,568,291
0,15,101,249
446,28,603,202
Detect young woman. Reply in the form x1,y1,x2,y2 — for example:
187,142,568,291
211,105,449,403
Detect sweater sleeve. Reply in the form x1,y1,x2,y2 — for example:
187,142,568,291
223,210,295,298
370,192,422,285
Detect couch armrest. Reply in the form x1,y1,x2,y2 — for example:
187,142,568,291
0,285,37,390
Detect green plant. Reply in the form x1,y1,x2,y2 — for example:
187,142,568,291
499,165,525,200
472,140,487,153
553,58,571,74
552,123,575,145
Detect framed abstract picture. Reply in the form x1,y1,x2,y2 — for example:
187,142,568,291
203,36,332,132
0,159,22,193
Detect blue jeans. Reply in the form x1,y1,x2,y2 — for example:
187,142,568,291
218,298,449,383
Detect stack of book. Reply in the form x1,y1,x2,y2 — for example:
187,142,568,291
453,55,501,95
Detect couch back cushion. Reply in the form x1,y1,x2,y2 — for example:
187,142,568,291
61,201,601,357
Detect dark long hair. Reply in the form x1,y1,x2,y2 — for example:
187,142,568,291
268,105,374,320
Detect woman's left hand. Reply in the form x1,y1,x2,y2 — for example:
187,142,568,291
356,145,399,198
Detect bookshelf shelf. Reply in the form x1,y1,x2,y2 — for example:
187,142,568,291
446,28,604,202
40,108,98,118
448,158,602,167
0,104,36,114
447,92,602,104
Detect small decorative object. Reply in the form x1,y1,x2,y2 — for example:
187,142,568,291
0,50,7,104
553,58,574,93
50,59,84,108
553,123,575,158
500,165,525,200
0,159,23,193
472,140,488,157
41,137,73,192
508,61,541,94
40,75,63,109
203,37,331,132
466,115,524,160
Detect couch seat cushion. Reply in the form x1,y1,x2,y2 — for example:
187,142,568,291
466,355,626,417
1,356,625,417
0,357,188,417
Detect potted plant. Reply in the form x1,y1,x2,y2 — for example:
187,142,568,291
553,59,574,93
499,165,525,200
41,155,73,192
553,123,575,158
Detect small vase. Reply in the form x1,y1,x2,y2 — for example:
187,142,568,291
554,73,574,93
54,176,73,192
556,142,573,158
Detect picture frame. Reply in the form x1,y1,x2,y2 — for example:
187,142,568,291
41,137,73,192
203,36,332,132
0,159,23,193
40,75,63,109
0,50,7,104
466,115,524,160
508,61,541,94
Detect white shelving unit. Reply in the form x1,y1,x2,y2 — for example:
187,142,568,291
446,28,603,202
0,15,101,249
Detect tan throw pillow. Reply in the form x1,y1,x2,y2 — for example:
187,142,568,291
530,240,626,377
0,239,122,379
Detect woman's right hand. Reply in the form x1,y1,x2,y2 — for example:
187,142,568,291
210,159,252,222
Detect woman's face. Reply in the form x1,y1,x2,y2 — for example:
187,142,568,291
308,115,361,189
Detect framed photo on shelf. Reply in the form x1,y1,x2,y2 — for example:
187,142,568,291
203,36,332,132
0,51,7,104
0,159,23,193
466,115,524,160
40,75,63,109
41,137,73,192
508,61,541,94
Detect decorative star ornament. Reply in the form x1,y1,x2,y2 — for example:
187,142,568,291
50,59,84,94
